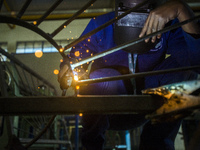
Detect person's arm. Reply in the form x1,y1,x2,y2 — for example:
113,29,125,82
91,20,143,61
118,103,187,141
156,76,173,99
139,0,200,42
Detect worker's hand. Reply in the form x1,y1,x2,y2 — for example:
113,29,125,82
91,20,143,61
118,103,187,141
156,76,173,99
58,64,74,90
139,0,200,43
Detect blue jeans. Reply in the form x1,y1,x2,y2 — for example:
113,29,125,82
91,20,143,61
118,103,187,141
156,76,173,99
79,64,197,150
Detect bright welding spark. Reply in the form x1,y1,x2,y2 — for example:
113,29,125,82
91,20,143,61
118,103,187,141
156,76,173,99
59,48,64,52
54,69,59,75
35,50,43,58
74,75,79,81
33,21,37,25
75,51,80,57
76,86,80,90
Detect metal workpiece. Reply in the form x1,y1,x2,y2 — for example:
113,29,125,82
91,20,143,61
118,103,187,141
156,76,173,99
142,80,200,99
0,95,163,115
146,92,200,121
145,79,200,122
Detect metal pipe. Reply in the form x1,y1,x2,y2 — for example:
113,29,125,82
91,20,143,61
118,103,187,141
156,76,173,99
77,65,200,85
16,0,32,19
71,15,200,68
35,0,63,26
62,0,153,52
51,0,97,37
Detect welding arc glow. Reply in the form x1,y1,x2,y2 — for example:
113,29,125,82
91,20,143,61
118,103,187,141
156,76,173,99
74,75,79,81
71,15,200,69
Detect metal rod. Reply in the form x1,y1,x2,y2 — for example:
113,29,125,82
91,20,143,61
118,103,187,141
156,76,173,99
71,15,200,68
0,59,8,96
77,65,200,85
35,0,63,26
13,63,26,92
16,0,32,19
51,0,97,37
62,0,152,52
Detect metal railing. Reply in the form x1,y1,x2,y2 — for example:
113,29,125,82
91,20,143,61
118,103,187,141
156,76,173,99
0,47,57,97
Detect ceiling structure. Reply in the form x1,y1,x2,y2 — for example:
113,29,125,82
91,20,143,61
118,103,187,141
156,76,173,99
0,0,115,21
0,0,200,21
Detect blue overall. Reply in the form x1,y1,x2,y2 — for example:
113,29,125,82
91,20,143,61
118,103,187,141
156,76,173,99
61,12,200,150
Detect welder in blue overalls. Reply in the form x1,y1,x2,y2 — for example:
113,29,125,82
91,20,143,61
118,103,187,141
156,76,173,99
58,0,200,149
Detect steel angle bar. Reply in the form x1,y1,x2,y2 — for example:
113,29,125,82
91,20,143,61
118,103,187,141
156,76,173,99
0,15,65,57
51,0,97,37
63,0,152,52
16,0,32,19
71,15,200,68
77,65,200,85
35,0,63,26
0,95,163,115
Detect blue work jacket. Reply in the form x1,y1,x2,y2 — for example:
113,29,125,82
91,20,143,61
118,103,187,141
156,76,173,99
63,11,200,88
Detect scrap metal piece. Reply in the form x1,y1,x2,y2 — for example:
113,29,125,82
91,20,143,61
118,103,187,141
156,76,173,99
147,92,200,117
144,80,200,123
142,80,200,99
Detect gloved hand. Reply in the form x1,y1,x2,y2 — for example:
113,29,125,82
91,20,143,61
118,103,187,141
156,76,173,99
58,64,74,90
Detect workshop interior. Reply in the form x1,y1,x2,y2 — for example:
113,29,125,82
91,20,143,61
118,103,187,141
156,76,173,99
0,0,200,150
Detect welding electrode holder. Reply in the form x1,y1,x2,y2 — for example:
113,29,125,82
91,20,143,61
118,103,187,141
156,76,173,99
59,55,76,91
